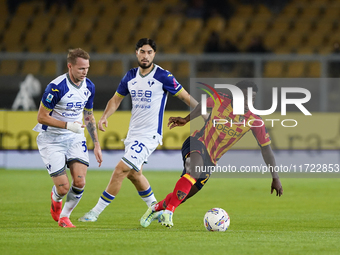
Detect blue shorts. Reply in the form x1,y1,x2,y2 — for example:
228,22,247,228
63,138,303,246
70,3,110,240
180,136,214,191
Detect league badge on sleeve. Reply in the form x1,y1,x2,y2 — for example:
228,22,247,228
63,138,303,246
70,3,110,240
46,93,54,103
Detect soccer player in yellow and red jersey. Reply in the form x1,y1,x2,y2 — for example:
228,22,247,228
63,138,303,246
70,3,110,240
140,80,283,228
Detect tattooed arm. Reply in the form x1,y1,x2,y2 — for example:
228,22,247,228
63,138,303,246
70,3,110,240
84,110,103,167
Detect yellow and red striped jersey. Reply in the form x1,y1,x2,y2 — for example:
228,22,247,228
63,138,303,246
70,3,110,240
192,93,271,164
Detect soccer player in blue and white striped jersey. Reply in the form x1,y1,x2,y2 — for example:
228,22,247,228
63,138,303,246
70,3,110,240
78,38,198,223
34,48,103,228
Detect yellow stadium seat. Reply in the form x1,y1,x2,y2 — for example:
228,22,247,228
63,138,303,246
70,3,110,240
145,2,166,18
305,34,326,48
89,29,111,49
161,45,181,54
41,60,57,76
108,61,123,77
157,61,174,72
21,60,42,75
15,2,37,18
182,18,203,33
227,17,248,33
24,28,45,48
234,5,254,17
263,32,284,50
29,14,52,33
204,16,226,34
94,45,115,54
73,17,95,34
95,16,116,33
89,61,108,76
78,2,102,18
45,29,67,48
322,5,340,19
269,18,291,33
121,2,145,17
299,6,321,19
263,61,284,77
291,20,312,33
138,17,160,34
306,61,321,77
254,4,273,19
184,44,204,54
162,15,183,34
0,60,20,75
296,47,316,54
282,31,305,49
176,29,196,47
154,29,175,47
176,61,190,77
247,18,270,35
285,61,306,77
278,4,299,19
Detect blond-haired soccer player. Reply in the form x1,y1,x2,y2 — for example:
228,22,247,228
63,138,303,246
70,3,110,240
34,48,103,228
140,80,283,228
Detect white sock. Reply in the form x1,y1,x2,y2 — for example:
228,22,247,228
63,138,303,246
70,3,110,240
92,190,115,216
138,186,157,207
60,185,84,218
52,185,64,202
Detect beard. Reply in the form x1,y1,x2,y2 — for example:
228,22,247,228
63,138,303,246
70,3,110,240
138,60,153,69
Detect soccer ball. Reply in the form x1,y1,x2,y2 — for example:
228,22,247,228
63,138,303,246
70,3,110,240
203,208,230,232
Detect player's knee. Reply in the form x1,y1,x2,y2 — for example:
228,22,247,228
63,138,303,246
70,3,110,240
73,178,86,189
56,183,70,196
127,170,141,182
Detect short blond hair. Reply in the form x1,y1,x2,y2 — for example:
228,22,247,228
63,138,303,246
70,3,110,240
67,48,90,65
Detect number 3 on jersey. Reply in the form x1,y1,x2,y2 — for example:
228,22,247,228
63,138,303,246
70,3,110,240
131,140,145,153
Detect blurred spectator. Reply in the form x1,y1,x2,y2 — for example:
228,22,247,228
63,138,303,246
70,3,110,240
246,35,270,53
220,39,239,72
7,0,23,15
328,42,340,78
203,31,221,53
221,39,239,53
45,0,75,12
185,0,206,18
205,0,234,20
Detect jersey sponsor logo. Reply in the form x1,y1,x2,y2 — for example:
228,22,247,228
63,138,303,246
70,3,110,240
67,94,74,98
62,112,81,117
132,81,137,85
46,93,54,103
51,88,59,92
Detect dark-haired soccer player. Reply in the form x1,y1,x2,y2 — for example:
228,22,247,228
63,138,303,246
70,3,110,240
140,80,283,228
79,38,198,222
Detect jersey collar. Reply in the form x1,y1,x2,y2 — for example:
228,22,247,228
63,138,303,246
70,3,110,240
138,64,156,78
66,73,84,89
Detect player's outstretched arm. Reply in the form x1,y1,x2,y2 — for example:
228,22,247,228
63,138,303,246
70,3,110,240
98,93,124,132
176,88,198,108
84,110,103,167
168,102,204,129
260,145,283,197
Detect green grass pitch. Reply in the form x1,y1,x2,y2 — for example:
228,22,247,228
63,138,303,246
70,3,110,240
1,169,340,255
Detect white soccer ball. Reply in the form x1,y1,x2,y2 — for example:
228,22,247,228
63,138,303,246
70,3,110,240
203,208,230,232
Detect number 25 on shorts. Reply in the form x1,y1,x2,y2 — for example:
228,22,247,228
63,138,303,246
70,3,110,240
130,140,145,153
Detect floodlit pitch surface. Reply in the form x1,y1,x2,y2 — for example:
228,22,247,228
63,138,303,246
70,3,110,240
1,170,339,255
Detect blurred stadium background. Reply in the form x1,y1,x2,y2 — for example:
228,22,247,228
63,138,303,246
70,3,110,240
0,0,340,111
